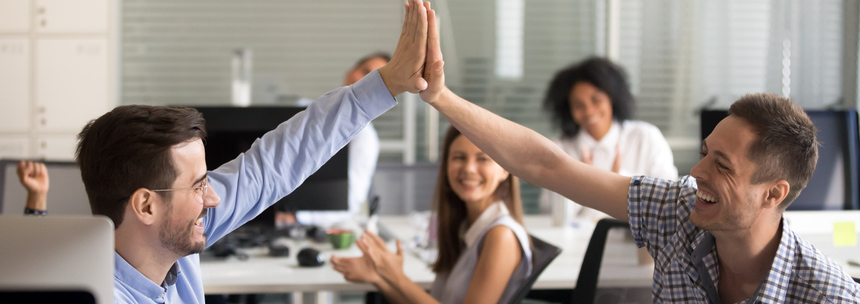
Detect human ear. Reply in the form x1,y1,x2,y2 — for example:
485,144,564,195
765,180,790,209
498,169,510,185
128,188,158,226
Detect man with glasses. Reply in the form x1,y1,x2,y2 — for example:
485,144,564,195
75,1,432,303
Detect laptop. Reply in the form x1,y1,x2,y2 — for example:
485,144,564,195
0,216,114,304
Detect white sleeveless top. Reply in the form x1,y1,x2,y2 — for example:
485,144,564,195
429,202,532,304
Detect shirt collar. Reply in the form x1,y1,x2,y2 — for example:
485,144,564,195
743,219,794,304
114,251,182,301
576,121,622,152
690,219,795,304
461,202,509,248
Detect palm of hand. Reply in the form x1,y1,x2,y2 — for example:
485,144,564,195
331,256,381,284
358,235,405,284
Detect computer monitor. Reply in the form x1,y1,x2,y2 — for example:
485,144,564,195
0,215,114,304
194,106,350,228
701,109,860,210
0,160,91,215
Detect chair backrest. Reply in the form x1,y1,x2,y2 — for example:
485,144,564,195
508,234,563,303
570,218,631,303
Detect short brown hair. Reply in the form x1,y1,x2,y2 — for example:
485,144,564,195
728,93,818,208
432,126,524,274
352,52,391,69
76,105,206,228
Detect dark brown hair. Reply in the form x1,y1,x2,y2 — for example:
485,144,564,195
76,105,207,228
432,126,524,274
728,93,818,208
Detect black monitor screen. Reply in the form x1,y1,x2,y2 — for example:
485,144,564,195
195,106,349,227
701,109,860,210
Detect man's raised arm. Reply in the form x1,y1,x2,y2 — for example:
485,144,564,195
418,5,631,220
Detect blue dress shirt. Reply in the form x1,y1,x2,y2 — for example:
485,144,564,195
112,70,396,304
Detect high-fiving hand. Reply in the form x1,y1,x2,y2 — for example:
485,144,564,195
378,0,430,97
418,2,446,104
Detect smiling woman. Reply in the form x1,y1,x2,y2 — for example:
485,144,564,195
331,126,533,304
539,57,678,222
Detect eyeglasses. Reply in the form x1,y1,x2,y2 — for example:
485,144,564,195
151,177,209,204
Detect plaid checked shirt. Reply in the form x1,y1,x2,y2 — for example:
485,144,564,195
628,175,860,303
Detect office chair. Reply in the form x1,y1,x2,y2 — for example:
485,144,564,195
525,218,632,304
509,235,563,303
570,218,631,303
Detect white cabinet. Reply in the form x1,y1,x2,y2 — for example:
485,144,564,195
36,38,108,132
0,136,30,159
35,0,108,33
35,135,78,160
0,0,113,161
0,0,31,32
0,38,30,132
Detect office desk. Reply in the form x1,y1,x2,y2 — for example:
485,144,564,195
783,211,860,279
201,215,652,296
201,212,860,298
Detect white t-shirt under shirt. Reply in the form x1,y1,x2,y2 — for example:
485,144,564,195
539,120,678,221
295,123,379,227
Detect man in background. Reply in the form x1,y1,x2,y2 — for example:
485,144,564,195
279,53,390,228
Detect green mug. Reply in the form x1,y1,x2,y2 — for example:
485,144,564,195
327,229,356,250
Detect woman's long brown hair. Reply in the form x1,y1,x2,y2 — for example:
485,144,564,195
432,126,524,274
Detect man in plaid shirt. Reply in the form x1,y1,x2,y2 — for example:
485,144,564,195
418,35,860,303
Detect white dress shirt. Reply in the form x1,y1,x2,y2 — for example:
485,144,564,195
296,123,379,227
540,120,678,221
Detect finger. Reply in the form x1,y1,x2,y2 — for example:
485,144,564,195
358,237,378,261
407,0,421,38
414,78,428,92
396,239,403,256
17,161,25,176
368,232,387,249
425,8,443,80
356,236,370,254
400,3,411,40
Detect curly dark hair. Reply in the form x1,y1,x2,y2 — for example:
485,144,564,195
543,57,635,139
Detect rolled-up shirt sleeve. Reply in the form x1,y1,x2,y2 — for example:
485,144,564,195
627,175,698,257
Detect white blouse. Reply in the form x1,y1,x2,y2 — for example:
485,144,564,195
429,202,532,304
540,120,678,220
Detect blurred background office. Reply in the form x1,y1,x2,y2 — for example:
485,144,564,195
1,0,858,214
